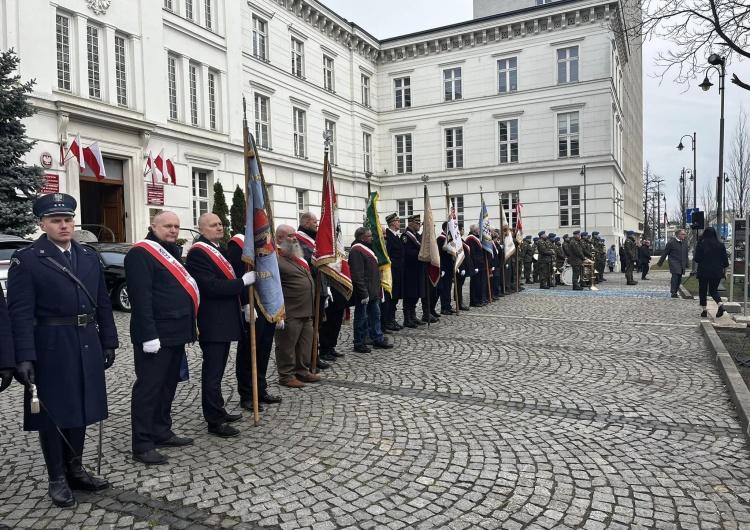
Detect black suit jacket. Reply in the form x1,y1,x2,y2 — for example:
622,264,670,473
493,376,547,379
694,242,729,280
0,287,14,369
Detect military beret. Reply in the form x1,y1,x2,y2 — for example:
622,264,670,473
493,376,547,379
555,237,561,242
33,192,77,218
533,237,539,241
538,230,546,236
592,231,600,236
627,230,635,236
563,234,569,239
525,235,532,240
548,233,556,239
599,238,605,242
581,231,589,237
408,214,421,223
572,230,581,235
386,213,399,223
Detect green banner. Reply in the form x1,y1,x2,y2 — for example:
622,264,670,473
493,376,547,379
365,191,392,293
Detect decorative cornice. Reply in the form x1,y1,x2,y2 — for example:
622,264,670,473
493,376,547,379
359,65,374,77
550,102,586,111
288,24,308,41
249,80,276,94
361,123,375,132
322,109,340,120
247,1,276,20
437,59,466,68
387,68,415,77
438,117,469,126
389,125,417,133
320,44,338,58
491,49,523,57
289,96,310,109
549,36,585,46
184,153,221,166
492,111,525,119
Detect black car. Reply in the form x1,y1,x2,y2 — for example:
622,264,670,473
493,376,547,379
82,242,131,312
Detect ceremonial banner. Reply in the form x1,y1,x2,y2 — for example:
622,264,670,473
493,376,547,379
503,230,516,261
365,191,392,294
445,198,464,271
479,199,494,254
515,202,523,241
418,186,441,286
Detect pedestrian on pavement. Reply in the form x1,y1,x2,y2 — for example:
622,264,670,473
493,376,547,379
401,215,426,327
623,231,638,285
607,244,617,272
126,211,197,465
7,193,118,507
185,213,256,439
657,228,689,298
274,224,320,388
639,240,652,280
0,287,14,393
693,226,730,318
383,213,404,331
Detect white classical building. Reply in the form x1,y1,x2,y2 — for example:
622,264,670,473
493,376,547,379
1,0,642,245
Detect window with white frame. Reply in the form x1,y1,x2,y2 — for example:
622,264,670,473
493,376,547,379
395,134,412,174
291,38,304,78
363,132,372,173
558,112,579,158
204,0,212,30
86,25,101,98
252,16,268,61
557,46,579,84
167,56,178,120
445,127,463,169
185,0,193,20
559,187,581,227
498,119,519,163
189,64,198,126
56,15,71,91
498,57,517,93
325,120,336,165
323,55,334,91
192,170,210,226
164,0,173,10
208,71,217,130
395,77,411,108
297,190,307,222
293,108,306,158
254,94,270,148
450,195,465,223
361,74,370,106
500,192,519,228
444,67,462,101
397,199,413,222
114,35,127,106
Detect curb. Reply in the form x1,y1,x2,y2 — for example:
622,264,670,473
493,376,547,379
700,321,750,442
678,284,692,299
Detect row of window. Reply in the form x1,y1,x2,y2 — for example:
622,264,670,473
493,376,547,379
164,0,215,32
167,56,220,130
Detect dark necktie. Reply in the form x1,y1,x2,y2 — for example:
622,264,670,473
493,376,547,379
63,250,74,271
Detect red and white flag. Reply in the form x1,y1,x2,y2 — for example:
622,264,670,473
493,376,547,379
166,156,177,185
83,142,106,181
155,149,168,184
146,152,157,185
68,133,85,172
515,202,523,241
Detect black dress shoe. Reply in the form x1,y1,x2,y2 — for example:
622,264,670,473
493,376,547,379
208,423,240,438
372,339,394,349
440,308,455,315
66,467,110,491
391,321,404,330
717,305,726,318
329,349,345,358
320,353,337,361
48,478,76,507
386,322,401,332
403,320,417,328
133,449,168,465
225,412,243,423
414,319,426,326
459,305,470,311
430,311,441,319
422,315,439,323
240,400,264,412
317,359,331,370
365,337,374,345
260,392,282,404
353,343,372,353
155,435,194,447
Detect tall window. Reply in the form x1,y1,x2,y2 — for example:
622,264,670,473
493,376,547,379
297,190,307,222
498,58,517,93
444,68,462,101
252,16,268,61
498,119,519,163
395,77,411,108
363,132,372,172
445,127,463,169
559,187,581,227
361,74,370,106
164,0,173,10
293,108,306,158
86,25,101,98
558,112,579,158
167,56,178,120
254,95,270,148
189,64,198,126
500,192,520,227
56,15,71,91
450,195,465,223
291,38,304,78
323,55,334,91
192,170,209,226
325,120,336,165
114,36,127,106
395,134,412,174
208,71,217,130
185,0,193,20
557,46,579,84
204,0,212,30
398,200,413,227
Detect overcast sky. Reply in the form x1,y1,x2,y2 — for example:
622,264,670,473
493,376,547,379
320,0,750,220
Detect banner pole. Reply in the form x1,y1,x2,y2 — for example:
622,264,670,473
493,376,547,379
311,273,322,373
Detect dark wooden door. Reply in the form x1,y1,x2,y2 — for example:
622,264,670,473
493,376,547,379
102,185,124,242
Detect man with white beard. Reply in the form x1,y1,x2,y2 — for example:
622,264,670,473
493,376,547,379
274,225,320,388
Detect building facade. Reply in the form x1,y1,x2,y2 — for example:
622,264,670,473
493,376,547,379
1,0,642,245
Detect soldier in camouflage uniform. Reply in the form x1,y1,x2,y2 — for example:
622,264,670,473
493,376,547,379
532,237,540,283
623,230,638,285
562,234,571,260
554,236,566,285
568,230,585,290
537,231,555,289
547,233,558,288
594,235,607,282
522,235,533,284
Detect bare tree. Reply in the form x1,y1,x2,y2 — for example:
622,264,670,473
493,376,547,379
643,162,654,238
618,0,750,90
727,104,750,218
699,179,718,226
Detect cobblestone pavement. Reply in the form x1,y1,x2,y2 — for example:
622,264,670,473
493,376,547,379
3,270,750,530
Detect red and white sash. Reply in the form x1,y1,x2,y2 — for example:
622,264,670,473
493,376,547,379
465,234,481,246
188,242,236,280
279,249,310,272
295,231,315,250
404,230,421,247
134,240,200,310
230,234,244,248
350,243,378,265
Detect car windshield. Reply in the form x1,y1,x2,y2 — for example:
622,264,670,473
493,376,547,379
0,242,31,260
99,251,126,266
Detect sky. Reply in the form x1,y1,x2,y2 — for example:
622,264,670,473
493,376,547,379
320,0,750,221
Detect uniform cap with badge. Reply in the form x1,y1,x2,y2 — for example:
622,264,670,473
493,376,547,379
386,213,399,224
33,193,77,218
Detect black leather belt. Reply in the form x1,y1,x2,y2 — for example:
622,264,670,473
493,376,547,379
34,313,96,327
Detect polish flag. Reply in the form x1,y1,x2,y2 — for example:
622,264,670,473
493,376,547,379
154,149,168,184
166,156,177,185
68,133,86,172
83,142,106,181
59,140,65,166
146,152,156,185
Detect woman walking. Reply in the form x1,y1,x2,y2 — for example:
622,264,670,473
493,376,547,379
607,244,617,272
693,227,729,318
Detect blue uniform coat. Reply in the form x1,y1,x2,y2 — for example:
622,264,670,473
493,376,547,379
0,288,15,369
7,235,119,431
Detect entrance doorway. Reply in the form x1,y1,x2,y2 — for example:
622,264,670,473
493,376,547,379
79,158,126,242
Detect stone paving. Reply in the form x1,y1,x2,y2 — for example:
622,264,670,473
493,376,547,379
2,270,750,529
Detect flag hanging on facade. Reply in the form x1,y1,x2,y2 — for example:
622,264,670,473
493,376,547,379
83,142,106,181
155,149,169,184
68,133,85,172
145,152,157,185
312,156,353,299
418,186,441,286
166,156,177,185
365,191,392,294
515,202,523,241
479,199,494,254
241,132,285,323
445,198,464,271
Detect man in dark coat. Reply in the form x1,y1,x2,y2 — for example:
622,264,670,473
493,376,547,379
227,234,282,409
8,193,118,507
657,228,689,297
383,213,404,331
186,213,257,438
466,224,487,306
568,231,585,290
126,211,197,466
436,222,455,314
622,230,639,285
522,235,533,284
401,215,425,328
638,239,652,280
0,287,14,393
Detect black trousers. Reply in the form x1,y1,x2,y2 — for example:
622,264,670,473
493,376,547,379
381,291,391,329
641,263,650,278
199,341,230,426
572,264,582,286
440,274,453,310
422,285,438,316
699,277,722,306
38,426,87,480
388,294,400,323
457,274,466,305
131,344,184,454
470,271,486,305
671,272,682,295
236,316,274,402
319,306,345,354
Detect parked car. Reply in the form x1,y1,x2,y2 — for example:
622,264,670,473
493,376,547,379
82,242,131,312
0,234,33,296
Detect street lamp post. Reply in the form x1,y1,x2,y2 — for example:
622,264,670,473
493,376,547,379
680,168,687,227
677,132,697,210
654,178,664,242
580,165,587,232
700,54,726,238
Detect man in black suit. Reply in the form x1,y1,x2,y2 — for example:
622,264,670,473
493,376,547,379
383,213,404,331
401,215,425,328
186,213,257,438
436,222,455,315
125,211,198,465
657,228,689,297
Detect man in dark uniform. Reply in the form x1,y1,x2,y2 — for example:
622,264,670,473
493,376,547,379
0,288,14,393
384,213,404,331
8,193,118,507
562,234,571,260
465,224,487,306
401,214,425,328
520,235,532,284
569,230,585,290
554,236,566,285
126,211,197,466
456,223,472,310
186,213,257,438
436,222,455,315
537,231,554,289
623,230,639,285
491,231,503,298
532,237,540,283
227,234,283,412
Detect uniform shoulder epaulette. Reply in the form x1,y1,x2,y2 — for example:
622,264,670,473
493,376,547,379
16,244,33,253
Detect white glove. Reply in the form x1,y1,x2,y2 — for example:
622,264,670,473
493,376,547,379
460,270,466,276
242,271,256,286
327,286,333,300
242,305,251,322
324,298,329,308
143,338,161,353
440,271,445,277
275,320,285,330
361,297,370,304
499,245,504,249
491,267,495,272
474,269,479,273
